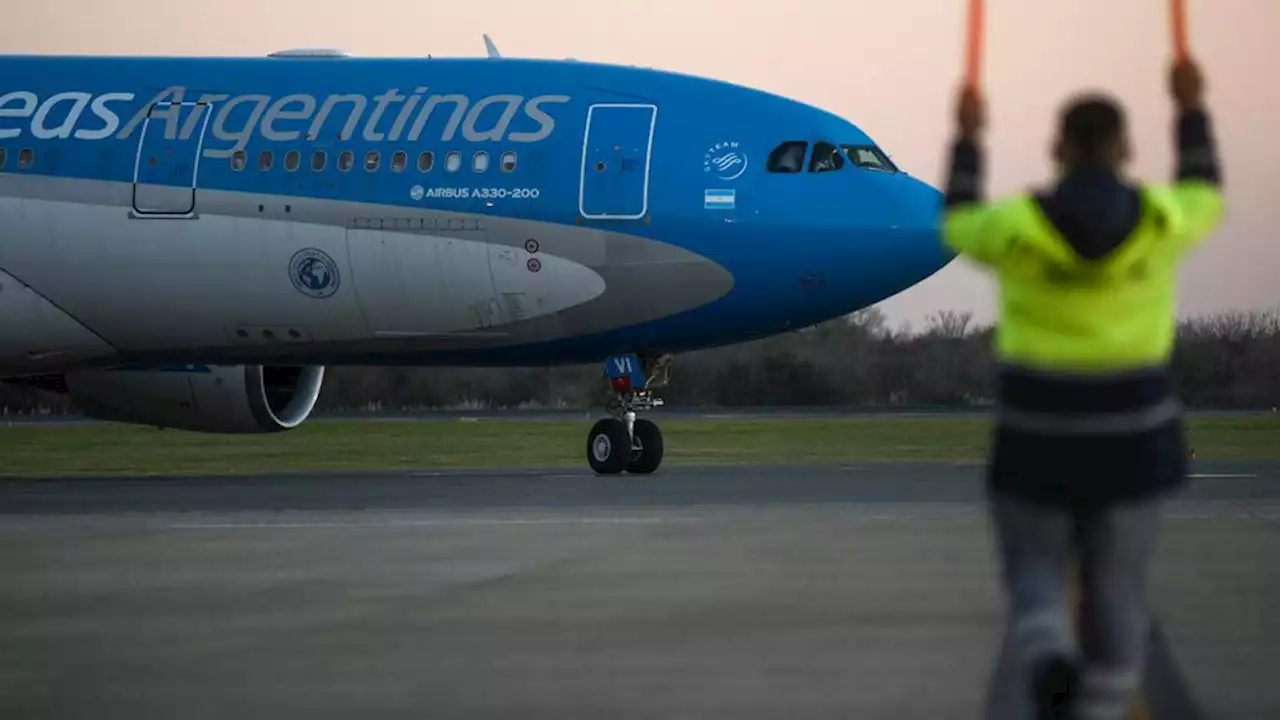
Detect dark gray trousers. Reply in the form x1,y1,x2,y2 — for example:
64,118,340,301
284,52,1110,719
986,493,1164,720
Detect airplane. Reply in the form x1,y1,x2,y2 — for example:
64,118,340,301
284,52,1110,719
0,37,951,475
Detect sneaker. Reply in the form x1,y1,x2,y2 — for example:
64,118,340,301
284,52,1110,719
1032,654,1079,720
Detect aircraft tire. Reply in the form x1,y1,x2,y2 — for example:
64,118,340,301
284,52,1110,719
587,418,630,475
625,419,664,474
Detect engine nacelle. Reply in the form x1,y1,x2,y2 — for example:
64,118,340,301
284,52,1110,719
61,365,325,433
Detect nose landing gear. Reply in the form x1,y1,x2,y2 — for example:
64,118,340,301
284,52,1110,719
586,353,671,475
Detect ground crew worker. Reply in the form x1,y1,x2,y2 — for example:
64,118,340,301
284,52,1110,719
941,56,1224,720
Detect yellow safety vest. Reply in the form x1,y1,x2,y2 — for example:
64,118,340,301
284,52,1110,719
943,179,1225,373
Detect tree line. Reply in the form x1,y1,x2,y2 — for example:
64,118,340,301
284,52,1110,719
3,307,1278,416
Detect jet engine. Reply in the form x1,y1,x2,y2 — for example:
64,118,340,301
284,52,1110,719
26,365,325,433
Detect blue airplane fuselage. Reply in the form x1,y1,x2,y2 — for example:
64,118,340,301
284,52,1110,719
0,52,949,374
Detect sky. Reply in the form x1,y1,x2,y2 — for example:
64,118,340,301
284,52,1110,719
5,0,1277,328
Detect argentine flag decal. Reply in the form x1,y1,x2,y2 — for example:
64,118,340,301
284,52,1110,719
703,188,736,210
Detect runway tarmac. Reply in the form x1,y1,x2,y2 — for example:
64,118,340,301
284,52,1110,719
1,460,1277,719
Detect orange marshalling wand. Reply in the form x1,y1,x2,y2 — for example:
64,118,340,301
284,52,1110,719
1172,0,1189,59
965,0,984,89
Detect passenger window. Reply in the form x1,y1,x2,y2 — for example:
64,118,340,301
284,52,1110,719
809,142,844,173
364,151,380,172
417,151,434,172
337,151,354,172
284,150,301,172
258,151,273,171
842,144,898,173
445,151,461,172
391,151,407,173
766,142,807,173
500,152,517,172
472,151,489,173
0,147,6,169
230,150,247,171
311,150,327,172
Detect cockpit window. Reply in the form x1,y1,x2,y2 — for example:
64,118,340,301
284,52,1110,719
766,141,807,174
842,145,898,173
808,142,844,173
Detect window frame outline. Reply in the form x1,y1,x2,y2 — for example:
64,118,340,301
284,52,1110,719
765,140,809,174
841,143,899,174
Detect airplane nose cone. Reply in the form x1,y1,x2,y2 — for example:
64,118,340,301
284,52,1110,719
895,174,945,231
895,175,955,275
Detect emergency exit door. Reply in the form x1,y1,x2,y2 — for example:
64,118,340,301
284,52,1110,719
132,101,212,216
578,103,657,220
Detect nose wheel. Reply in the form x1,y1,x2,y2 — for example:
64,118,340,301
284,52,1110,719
586,353,670,475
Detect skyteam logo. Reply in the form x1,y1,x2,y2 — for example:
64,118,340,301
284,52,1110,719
288,248,340,299
703,141,747,181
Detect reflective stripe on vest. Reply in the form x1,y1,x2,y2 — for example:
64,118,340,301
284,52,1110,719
997,397,1182,435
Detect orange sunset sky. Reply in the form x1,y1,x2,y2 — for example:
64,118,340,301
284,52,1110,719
4,0,1277,328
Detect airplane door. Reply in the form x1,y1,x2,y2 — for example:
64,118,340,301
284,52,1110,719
578,103,657,220
132,101,212,216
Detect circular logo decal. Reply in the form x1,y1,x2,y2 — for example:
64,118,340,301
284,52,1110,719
524,238,540,254
410,185,425,201
288,247,340,299
526,258,542,273
704,141,748,181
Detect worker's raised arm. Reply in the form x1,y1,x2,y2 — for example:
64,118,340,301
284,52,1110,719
941,86,1011,268
945,133,983,209
1169,59,1225,246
